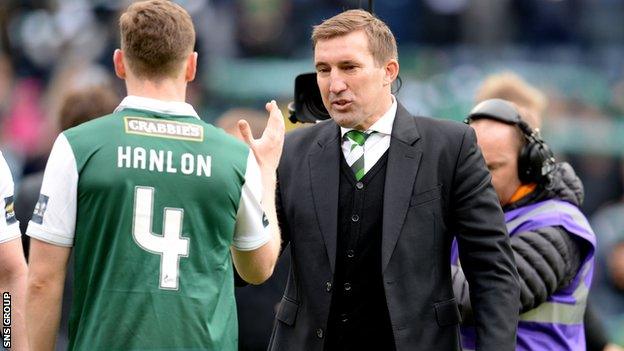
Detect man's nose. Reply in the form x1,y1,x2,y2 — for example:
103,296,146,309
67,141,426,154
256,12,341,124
329,73,347,94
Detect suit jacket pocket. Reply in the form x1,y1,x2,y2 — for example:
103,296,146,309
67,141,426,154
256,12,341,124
410,184,442,207
434,298,461,327
276,296,299,326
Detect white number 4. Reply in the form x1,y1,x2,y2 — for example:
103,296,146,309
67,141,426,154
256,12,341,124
132,186,189,290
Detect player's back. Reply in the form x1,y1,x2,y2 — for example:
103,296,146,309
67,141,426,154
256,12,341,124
33,104,251,350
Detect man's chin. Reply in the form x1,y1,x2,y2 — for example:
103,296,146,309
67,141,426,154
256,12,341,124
329,112,356,128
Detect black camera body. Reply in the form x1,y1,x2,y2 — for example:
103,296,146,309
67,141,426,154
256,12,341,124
288,73,330,124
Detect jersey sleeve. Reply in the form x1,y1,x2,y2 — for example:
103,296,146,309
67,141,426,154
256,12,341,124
26,133,78,247
0,151,21,243
232,151,271,251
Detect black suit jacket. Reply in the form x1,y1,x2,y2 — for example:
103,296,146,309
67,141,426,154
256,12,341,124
270,103,520,351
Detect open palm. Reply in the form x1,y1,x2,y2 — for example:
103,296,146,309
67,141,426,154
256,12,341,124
238,100,285,172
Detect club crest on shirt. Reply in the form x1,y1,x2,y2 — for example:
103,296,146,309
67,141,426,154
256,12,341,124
31,194,49,225
4,196,16,225
124,117,204,142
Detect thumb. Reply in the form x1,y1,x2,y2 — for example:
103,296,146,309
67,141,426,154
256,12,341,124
238,119,255,147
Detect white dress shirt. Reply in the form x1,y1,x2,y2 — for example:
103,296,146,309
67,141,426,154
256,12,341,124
340,95,397,174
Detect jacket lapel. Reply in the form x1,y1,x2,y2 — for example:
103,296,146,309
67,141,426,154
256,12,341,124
308,122,341,274
382,103,422,272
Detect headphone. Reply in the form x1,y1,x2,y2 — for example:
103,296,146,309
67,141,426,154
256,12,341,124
464,98,556,185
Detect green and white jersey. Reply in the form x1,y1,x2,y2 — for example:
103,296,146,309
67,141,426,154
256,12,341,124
0,151,20,243
26,96,269,350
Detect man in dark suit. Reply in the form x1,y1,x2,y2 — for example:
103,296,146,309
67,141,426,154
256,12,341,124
269,9,520,351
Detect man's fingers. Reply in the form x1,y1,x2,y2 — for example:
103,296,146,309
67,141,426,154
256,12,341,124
238,119,255,147
265,100,285,133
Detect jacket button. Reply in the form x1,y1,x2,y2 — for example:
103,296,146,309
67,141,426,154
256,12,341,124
340,313,349,323
346,249,355,258
355,182,364,190
316,328,324,338
344,282,352,291
325,281,332,292
351,214,359,222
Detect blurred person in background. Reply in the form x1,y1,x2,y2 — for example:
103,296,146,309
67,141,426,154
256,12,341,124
217,107,267,140
24,1,284,349
475,71,547,127
475,71,623,351
0,52,46,179
272,9,519,351
589,174,624,347
0,151,27,351
454,98,596,351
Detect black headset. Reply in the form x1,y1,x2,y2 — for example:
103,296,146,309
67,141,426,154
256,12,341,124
464,98,556,185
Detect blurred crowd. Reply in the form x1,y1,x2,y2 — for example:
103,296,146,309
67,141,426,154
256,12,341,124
1,0,624,349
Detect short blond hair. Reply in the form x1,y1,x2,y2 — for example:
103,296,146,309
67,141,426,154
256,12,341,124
311,9,397,66
119,0,195,79
476,72,547,129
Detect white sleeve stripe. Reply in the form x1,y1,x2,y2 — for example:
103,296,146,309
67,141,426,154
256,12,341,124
0,231,21,244
232,232,271,251
232,151,270,251
25,133,78,247
26,226,74,247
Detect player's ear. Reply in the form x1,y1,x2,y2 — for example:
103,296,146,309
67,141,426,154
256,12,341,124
185,52,198,82
113,49,126,79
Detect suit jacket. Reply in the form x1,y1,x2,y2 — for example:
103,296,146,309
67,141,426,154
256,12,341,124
269,103,520,351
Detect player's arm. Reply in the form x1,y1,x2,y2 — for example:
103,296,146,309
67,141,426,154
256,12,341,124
0,238,28,351
231,101,284,285
0,153,29,350
24,133,78,350
26,239,70,350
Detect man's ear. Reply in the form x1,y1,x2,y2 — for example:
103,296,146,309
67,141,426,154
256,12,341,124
113,49,126,79
185,52,198,82
383,59,399,86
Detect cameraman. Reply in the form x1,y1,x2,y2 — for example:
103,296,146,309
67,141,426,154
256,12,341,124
452,99,596,351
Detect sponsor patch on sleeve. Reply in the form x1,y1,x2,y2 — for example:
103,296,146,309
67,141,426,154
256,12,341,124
31,194,49,225
124,117,204,142
4,196,16,225
262,213,269,228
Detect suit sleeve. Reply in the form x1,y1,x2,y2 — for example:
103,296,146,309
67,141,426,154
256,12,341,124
451,126,520,351
276,170,290,253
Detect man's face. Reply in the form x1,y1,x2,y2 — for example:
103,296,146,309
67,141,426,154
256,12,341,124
471,119,523,206
314,30,395,130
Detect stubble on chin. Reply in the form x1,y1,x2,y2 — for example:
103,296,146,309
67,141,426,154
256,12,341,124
331,114,356,128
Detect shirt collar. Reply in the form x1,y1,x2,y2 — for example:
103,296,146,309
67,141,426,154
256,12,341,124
340,95,397,138
115,95,200,119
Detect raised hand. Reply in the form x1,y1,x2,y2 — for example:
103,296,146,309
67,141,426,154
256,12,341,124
238,100,285,173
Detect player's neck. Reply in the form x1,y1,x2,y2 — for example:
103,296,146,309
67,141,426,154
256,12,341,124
125,77,187,102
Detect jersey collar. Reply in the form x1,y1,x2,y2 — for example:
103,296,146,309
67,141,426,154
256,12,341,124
115,95,200,119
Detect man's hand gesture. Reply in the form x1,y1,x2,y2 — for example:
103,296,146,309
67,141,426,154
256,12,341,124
238,100,285,173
